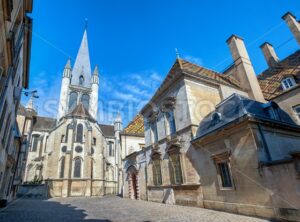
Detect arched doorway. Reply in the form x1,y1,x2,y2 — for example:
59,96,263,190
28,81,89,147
127,166,139,200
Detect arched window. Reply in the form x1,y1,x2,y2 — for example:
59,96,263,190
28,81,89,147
68,92,78,110
76,124,83,143
59,156,65,178
65,124,71,143
152,158,162,185
108,142,114,156
81,94,90,110
79,75,84,86
73,158,81,178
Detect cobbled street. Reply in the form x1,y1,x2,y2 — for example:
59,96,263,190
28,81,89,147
0,196,270,222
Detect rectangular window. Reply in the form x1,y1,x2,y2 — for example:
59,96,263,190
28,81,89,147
169,153,183,185
151,121,158,143
93,137,96,145
152,159,162,186
60,157,65,179
2,113,11,145
31,135,39,152
217,162,233,188
166,111,176,135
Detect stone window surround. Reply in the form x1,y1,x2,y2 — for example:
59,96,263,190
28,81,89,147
72,157,83,179
167,144,185,185
211,151,235,190
151,150,162,186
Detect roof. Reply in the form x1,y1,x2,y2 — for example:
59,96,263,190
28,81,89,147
123,114,144,136
258,50,300,100
17,104,37,117
194,93,297,140
141,58,241,113
66,103,95,121
71,29,92,87
99,124,115,137
33,116,56,131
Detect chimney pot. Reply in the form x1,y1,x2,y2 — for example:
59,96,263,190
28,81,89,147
260,42,279,68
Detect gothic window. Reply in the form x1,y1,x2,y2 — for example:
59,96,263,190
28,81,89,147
31,134,40,152
73,158,81,178
92,137,96,145
152,158,162,186
79,75,84,86
166,110,176,136
76,124,83,143
81,94,90,110
65,124,71,143
150,120,158,143
59,156,65,178
61,135,65,143
108,142,114,156
68,92,78,110
169,152,183,185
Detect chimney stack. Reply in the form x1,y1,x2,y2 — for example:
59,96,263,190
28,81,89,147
226,35,265,103
260,42,279,68
282,12,300,45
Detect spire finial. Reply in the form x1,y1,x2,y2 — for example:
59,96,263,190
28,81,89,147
175,48,180,59
84,18,88,30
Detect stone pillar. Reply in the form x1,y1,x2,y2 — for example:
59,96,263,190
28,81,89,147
260,42,279,68
85,125,93,196
282,12,300,45
226,35,265,103
62,152,71,197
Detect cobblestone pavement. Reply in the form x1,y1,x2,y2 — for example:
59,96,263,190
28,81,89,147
0,196,270,222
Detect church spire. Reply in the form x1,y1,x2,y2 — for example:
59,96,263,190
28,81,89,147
71,26,92,87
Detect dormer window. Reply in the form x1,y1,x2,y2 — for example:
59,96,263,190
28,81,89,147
79,75,84,86
281,77,296,90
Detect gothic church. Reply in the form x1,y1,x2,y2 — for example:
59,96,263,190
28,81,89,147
24,28,122,197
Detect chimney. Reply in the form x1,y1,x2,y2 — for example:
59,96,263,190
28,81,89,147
260,42,279,67
282,12,300,45
226,35,265,103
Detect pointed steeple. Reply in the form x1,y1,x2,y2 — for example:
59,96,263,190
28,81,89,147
71,28,92,87
65,58,71,69
93,65,99,76
26,96,36,112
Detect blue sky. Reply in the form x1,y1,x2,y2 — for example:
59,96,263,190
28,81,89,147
23,0,300,126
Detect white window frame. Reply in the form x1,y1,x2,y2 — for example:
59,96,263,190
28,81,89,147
281,77,296,90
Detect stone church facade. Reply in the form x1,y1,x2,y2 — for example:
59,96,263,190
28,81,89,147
23,28,122,197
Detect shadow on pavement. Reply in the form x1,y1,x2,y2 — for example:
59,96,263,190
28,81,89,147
0,198,111,222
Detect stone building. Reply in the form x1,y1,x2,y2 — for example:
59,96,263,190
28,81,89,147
258,12,300,125
0,0,33,205
23,28,122,197
120,114,145,197
123,11,300,221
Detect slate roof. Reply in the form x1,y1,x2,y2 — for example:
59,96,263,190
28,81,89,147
66,103,94,121
99,124,115,137
123,114,144,136
194,93,298,140
258,50,300,100
33,116,56,131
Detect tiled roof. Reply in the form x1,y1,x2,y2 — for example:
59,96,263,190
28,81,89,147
258,50,300,100
33,116,56,131
66,103,94,120
179,59,241,88
124,114,144,135
99,124,115,137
